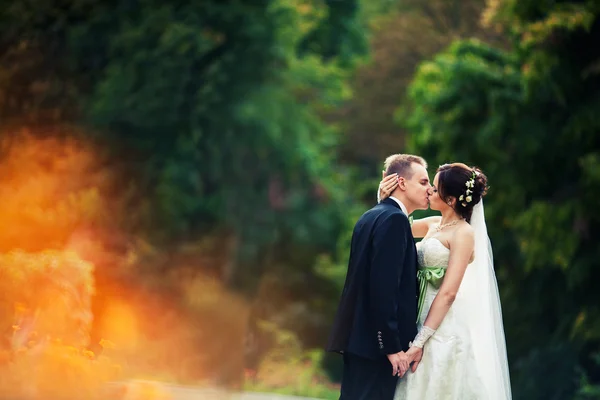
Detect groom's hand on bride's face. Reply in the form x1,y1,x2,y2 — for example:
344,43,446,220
406,346,423,372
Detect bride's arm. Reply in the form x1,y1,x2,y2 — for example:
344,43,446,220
411,216,441,238
410,225,474,350
422,226,474,329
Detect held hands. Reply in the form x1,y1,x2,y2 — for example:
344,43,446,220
387,351,410,377
406,346,423,373
379,172,398,201
386,347,424,377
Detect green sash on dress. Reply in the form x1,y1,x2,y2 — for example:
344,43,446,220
416,267,446,322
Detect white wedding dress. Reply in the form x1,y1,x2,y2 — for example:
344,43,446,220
394,202,512,400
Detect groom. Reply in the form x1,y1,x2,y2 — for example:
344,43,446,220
327,154,431,400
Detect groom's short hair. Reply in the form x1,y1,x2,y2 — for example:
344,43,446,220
384,154,427,179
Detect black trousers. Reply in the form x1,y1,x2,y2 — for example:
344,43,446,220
339,352,398,400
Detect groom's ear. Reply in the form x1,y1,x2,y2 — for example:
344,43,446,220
397,176,406,190
382,170,386,179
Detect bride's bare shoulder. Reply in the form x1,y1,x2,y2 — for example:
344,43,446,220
450,222,475,244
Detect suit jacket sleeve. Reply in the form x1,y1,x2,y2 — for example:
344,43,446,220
370,212,408,355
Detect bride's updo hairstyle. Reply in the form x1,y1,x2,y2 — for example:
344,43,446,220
437,163,488,223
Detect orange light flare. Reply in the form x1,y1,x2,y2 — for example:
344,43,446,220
0,130,250,389
0,129,111,253
92,270,250,385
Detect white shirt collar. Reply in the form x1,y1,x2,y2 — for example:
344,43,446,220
389,196,408,216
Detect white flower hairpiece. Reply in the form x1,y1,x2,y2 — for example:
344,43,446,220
460,171,477,207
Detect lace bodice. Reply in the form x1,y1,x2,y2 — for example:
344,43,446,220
417,237,450,269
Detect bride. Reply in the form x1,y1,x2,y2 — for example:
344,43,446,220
378,163,512,400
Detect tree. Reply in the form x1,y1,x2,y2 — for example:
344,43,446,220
335,0,503,182
0,0,370,289
404,0,600,397
0,0,371,385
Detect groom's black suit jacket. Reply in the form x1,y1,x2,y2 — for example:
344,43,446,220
327,198,418,359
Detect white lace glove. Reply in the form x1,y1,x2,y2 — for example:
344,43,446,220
409,326,436,349
377,183,382,203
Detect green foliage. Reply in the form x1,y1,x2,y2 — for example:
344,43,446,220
336,0,498,179
68,0,354,247
0,0,369,303
8,0,600,397
244,321,339,400
405,0,600,397
576,353,600,399
510,344,579,400
0,0,370,388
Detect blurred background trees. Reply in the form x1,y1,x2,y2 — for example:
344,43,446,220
0,0,598,398
404,1,600,398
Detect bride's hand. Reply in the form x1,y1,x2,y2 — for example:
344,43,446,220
406,346,423,372
379,172,398,201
